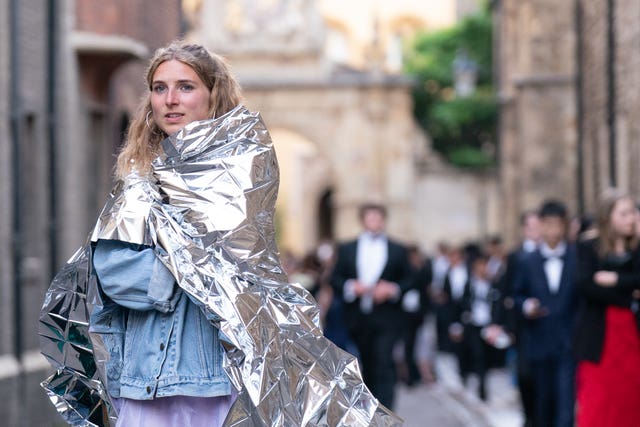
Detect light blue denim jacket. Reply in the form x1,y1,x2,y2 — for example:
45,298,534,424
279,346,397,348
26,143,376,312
89,239,231,400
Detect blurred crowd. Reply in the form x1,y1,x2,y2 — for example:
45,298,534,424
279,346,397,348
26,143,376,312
282,189,640,427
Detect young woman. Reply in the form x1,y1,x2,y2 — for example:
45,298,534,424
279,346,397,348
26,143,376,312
91,41,241,427
41,39,403,427
574,188,640,427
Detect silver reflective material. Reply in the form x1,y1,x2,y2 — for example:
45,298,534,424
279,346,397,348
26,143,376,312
39,105,403,426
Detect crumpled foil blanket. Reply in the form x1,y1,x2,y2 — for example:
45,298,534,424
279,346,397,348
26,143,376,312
39,105,403,426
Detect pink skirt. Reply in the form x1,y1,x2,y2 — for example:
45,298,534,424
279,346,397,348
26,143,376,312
114,393,236,427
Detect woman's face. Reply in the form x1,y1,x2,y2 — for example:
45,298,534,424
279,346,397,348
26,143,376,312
610,197,637,238
150,59,211,135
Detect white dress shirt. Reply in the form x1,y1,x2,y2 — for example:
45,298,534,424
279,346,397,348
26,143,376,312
432,255,450,291
343,232,388,313
448,264,468,301
540,241,567,294
470,278,492,327
522,238,538,253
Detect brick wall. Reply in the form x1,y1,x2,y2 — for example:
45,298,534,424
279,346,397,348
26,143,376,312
75,0,182,50
578,0,608,212
497,0,578,244
613,0,640,199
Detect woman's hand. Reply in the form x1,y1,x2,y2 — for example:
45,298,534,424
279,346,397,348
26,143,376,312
594,271,618,287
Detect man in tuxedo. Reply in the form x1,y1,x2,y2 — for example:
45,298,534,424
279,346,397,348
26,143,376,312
513,200,578,427
330,203,413,410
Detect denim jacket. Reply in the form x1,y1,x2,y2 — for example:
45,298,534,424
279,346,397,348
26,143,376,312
89,239,231,400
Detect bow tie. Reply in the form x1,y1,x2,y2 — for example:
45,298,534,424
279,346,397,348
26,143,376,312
540,243,566,261
542,251,565,263
365,232,384,241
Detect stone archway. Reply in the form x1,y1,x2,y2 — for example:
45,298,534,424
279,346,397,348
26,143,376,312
270,128,333,257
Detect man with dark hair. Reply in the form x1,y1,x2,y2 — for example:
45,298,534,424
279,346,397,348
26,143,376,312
513,199,578,427
330,203,413,410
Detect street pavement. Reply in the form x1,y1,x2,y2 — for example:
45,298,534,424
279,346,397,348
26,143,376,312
1,352,523,427
395,353,523,427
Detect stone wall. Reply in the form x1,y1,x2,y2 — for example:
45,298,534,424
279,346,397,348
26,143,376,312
414,167,500,252
243,77,420,255
500,0,640,226
243,79,502,256
578,0,640,212
496,0,578,244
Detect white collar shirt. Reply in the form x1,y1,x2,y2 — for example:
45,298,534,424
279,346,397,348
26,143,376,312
539,241,567,294
470,278,492,326
448,264,468,301
522,239,538,253
356,232,388,312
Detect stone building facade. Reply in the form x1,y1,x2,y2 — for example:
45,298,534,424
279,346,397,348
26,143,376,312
187,0,499,256
496,0,640,242
577,0,640,212
495,0,579,243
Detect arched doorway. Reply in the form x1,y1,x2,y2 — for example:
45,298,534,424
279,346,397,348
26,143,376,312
318,188,334,241
269,128,332,257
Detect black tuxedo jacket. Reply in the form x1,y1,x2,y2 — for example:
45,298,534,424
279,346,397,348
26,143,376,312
330,237,413,332
493,246,534,338
573,238,640,362
513,244,578,361
442,266,472,328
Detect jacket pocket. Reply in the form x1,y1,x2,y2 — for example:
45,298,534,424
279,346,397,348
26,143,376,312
89,301,125,397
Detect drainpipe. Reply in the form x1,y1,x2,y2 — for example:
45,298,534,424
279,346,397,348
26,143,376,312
9,0,23,363
575,0,585,215
47,0,58,275
606,0,616,187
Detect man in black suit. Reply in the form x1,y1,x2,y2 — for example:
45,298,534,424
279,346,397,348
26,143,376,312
330,203,413,410
513,200,578,427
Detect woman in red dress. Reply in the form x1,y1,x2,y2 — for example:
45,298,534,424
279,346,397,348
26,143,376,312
574,188,640,427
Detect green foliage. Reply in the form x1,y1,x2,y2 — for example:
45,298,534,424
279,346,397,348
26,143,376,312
404,5,497,169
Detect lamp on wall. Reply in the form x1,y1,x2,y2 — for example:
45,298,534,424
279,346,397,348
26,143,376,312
453,48,478,97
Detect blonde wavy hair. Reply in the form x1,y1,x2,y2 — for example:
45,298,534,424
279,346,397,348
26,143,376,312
116,41,242,178
596,187,639,258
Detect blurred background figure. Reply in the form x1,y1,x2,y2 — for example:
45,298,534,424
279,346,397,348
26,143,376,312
498,210,541,427
514,200,577,427
442,245,471,382
574,189,640,427
330,203,413,410
458,252,493,400
395,244,433,388
485,235,506,283
430,241,452,356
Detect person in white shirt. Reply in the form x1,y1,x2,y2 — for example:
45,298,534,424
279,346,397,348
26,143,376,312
330,204,413,410
456,253,497,401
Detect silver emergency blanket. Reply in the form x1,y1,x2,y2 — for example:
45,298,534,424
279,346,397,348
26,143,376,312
39,105,403,426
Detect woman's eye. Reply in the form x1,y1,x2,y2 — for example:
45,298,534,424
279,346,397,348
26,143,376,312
152,85,166,93
179,84,194,91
